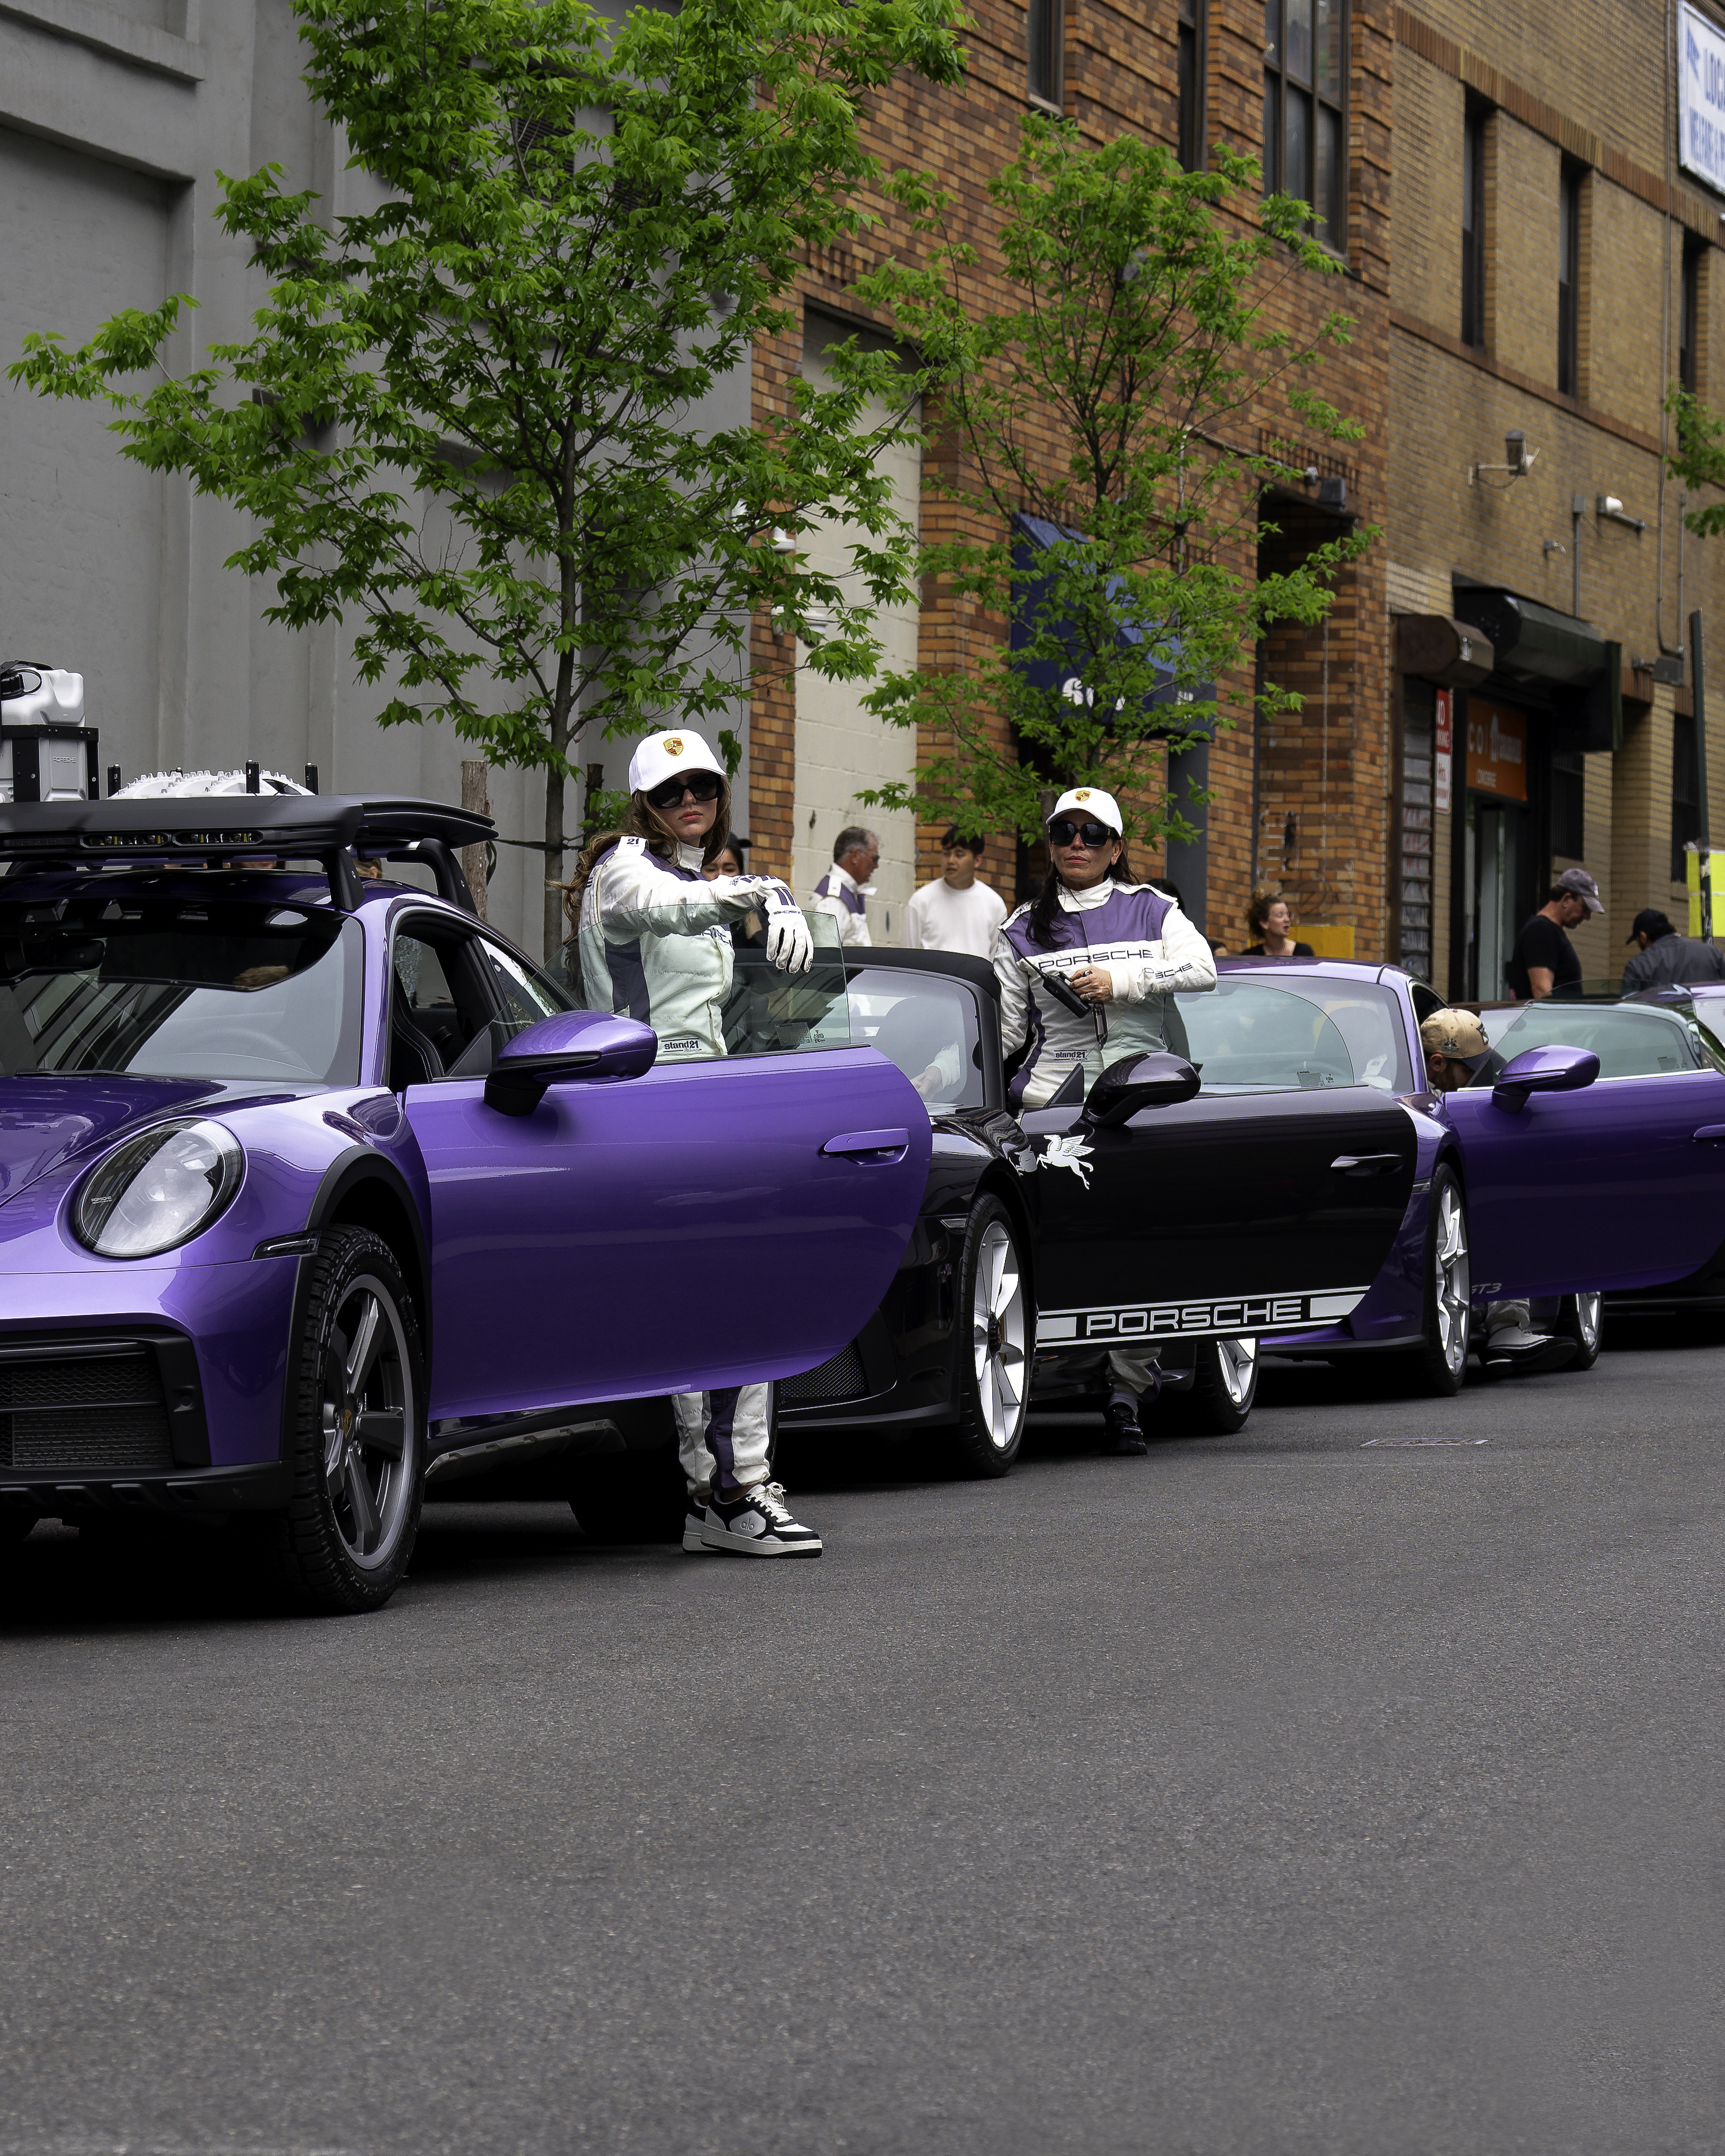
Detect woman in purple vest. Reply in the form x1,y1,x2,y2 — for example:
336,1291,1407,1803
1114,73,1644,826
993,786,1218,1454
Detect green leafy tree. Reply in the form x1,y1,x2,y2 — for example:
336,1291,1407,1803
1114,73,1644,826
850,118,1371,851
9,0,963,956
1668,383,1725,539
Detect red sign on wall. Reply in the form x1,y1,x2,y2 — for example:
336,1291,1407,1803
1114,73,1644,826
1466,699,1528,802
1434,688,1452,814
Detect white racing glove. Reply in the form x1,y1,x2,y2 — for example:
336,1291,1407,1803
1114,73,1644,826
759,886,813,975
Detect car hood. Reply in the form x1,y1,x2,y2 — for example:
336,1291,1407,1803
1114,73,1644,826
0,1075,247,1207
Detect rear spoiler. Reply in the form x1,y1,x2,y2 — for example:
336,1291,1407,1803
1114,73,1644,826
0,796,494,914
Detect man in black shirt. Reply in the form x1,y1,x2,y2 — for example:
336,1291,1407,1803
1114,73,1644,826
1506,866,1602,998
1621,907,1725,992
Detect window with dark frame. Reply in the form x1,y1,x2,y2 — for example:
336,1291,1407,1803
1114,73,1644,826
1261,0,1347,254
1673,711,1702,883
1178,0,1207,174
1551,748,1585,863
1028,0,1064,108
1682,233,1703,394
1461,97,1487,349
1557,157,1583,397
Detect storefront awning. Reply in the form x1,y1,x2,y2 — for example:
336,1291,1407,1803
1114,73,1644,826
1010,513,1215,738
1451,587,1622,752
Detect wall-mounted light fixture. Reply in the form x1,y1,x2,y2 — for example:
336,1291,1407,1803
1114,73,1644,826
1471,428,1538,488
1596,495,1647,534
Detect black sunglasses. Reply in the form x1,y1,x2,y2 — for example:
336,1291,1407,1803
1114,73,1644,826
1048,818,1113,849
646,771,723,809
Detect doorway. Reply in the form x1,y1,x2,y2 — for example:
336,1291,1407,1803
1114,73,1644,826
1471,797,1524,1000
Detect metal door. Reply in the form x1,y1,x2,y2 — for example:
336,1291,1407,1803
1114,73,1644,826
402,1049,930,1420
1025,1087,1418,1350
1442,1065,1725,1297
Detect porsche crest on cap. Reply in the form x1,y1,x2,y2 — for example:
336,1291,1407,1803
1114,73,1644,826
663,736,684,757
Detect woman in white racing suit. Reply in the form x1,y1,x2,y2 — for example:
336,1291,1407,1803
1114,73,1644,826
568,728,822,1558
993,785,1218,1458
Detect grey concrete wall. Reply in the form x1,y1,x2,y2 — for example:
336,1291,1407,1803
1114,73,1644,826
0,0,753,958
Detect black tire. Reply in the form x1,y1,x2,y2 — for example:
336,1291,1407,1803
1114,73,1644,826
1392,1162,1472,1396
271,1226,426,1614
1166,1336,1260,1435
1557,1291,1603,1370
1,1507,39,1547
947,1195,1033,1478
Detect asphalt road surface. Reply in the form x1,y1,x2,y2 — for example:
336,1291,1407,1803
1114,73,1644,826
4,1326,1724,2156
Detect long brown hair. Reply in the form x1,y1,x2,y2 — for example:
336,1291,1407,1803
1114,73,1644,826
555,777,735,934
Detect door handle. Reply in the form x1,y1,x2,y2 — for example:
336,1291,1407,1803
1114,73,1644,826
1330,1153,1402,1175
821,1128,909,1162
1694,1126,1725,1143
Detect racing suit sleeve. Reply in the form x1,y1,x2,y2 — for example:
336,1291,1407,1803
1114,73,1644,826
995,927,1033,1056
594,841,801,940
1103,903,1218,1002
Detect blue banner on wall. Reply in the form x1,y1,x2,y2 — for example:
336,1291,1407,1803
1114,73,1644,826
1681,3,1725,197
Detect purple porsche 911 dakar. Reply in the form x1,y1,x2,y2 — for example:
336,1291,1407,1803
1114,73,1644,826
0,794,928,1611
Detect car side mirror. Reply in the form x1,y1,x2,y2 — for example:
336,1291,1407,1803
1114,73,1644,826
1491,1043,1599,1113
484,1009,657,1117
1081,1050,1202,1129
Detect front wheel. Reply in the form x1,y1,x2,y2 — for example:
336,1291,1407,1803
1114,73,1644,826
272,1227,426,1614
1558,1291,1602,1370
948,1196,1031,1477
1398,1164,1471,1396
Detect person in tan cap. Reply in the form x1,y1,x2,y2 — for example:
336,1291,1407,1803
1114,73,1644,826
1418,1007,1491,1091
1415,1006,1577,1374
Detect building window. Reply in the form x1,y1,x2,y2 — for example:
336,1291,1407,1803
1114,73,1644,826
1682,233,1704,394
1551,748,1585,861
1262,0,1347,253
1557,158,1583,397
1028,0,1063,108
1461,97,1487,349
1178,0,1207,172
1674,711,1702,882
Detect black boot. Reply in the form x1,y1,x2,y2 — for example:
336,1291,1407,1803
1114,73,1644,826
1102,1400,1148,1456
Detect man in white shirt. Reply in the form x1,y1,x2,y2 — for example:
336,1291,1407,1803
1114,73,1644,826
902,829,1008,959
811,826,879,948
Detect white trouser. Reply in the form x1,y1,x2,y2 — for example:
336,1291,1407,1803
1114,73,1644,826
1107,1349,1163,1403
673,1384,773,1497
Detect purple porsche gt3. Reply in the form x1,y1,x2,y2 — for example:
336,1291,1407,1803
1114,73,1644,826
0,794,929,1610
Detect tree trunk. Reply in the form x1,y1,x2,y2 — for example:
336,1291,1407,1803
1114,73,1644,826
460,759,489,921
543,763,566,965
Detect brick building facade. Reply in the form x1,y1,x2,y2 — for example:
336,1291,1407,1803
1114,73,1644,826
753,0,1725,996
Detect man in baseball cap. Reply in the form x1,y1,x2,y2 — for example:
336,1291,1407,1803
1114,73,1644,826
1507,867,1601,1000
1621,906,1725,992
1417,1007,1491,1092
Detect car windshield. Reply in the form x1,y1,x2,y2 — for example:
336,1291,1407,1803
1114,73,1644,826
1486,999,1723,1079
0,891,363,1084
846,967,987,1110
1173,976,1417,1094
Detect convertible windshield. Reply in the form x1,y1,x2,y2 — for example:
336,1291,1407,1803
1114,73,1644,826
0,892,362,1084
846,967,987,1110
1486,999,1723,1079
1173,976,1417,1094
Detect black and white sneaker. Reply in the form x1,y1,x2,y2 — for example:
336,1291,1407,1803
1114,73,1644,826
683,1495,715,1554
700,1480,822,1558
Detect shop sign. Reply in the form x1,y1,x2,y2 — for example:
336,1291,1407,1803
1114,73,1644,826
1681,3,1725,196
1434,688,1452,813
1466,700,1527,801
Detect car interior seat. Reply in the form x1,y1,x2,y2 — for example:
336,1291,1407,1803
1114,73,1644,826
389,982,445,1088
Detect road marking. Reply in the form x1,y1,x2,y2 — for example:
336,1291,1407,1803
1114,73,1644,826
1361,1436,1488,1448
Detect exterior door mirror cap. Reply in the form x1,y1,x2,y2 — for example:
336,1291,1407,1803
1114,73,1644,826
1082,1049,1203,1128
484,1008,657,1116
1491,1042,1599,1113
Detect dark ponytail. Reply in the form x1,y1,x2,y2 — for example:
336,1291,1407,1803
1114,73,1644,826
1025,844,1135,949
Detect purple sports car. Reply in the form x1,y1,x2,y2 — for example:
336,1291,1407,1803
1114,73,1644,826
0,794,929,1610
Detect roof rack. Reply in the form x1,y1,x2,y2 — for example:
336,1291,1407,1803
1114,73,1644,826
0,795,494,914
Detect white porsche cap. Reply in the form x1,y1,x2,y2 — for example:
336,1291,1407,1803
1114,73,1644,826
628,728,726,796
1047,785,1123,835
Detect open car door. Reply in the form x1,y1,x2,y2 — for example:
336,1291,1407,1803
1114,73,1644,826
1025,974,1420,1351
1440,1000,1725,1298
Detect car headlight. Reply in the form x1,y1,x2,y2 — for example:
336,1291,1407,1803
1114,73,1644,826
73,1120,244,1259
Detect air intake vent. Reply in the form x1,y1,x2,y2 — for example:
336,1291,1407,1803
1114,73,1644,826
0,1348,172,1472
778,1344,868,1407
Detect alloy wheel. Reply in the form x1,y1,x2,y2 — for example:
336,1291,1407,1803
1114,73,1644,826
321,1275,413,1569
1572,1291,1602,1354
1433,1182,1471,1376
971,1219,1028,1452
